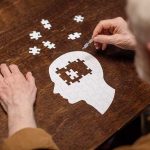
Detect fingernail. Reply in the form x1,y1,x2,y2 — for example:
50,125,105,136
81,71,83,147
93,37,97,41
102,44,107,51
28,72,32,75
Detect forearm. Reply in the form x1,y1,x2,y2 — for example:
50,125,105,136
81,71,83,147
8,106,36,137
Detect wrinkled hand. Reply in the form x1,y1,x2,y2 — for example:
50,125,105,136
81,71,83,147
92,17,137,50
0,64,37,136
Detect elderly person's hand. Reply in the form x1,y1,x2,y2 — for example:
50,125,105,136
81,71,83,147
0,64,37,136
92,17,137,50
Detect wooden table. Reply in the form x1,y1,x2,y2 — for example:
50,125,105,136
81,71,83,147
0,0,150,149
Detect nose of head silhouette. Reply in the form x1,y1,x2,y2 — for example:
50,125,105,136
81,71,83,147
49,51,115,114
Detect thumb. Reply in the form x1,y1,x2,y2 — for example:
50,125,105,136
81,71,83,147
94,35,116,45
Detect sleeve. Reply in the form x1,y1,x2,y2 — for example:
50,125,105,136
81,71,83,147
114,134,150,150
1,128,59,150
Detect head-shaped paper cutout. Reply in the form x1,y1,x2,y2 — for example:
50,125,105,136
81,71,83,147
49,51,115,114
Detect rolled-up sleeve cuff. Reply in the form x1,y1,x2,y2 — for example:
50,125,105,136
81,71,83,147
2,128,59,150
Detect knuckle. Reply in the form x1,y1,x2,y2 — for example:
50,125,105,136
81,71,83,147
31,75,35,80
9,64,15,67
10,65,19,72
98,20,103,25
0,88,7,98
117,17,122,19
9,64,17,68
14,74,20,78
33,83,36,87
29,82,36,89
0,83,7,88
13,73,23,79
116,17,123,21
0,63,6,67
34,86,37,91
4,77,14,83
31,77,36,83
0,93,5,99
31,85,37,92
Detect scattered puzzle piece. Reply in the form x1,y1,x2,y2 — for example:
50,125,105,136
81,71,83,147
29,31,42,40
41,19,52,30
73,15,84,23
68,32,82,40
29,46,41,55
42,41,56,49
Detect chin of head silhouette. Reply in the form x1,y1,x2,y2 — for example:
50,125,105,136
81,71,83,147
49,51,115,114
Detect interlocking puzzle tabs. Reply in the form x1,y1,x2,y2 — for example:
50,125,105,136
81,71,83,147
56,59,92,85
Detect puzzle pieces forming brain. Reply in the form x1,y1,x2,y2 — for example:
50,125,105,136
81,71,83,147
56,59,92,85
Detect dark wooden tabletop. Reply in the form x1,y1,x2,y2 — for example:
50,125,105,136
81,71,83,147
0,0,150,149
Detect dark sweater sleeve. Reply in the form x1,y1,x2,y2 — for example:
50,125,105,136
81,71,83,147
1,128,59,150
114,134,150,150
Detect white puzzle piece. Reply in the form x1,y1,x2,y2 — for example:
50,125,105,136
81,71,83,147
74,15,84,23
42,41,56,49
66,69,79,80
29,31,42,40
41,19,52,30
29,46,41,55
49,51,115,114
68,32,82,40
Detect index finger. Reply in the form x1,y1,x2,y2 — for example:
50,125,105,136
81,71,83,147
92,22,103,39
92,19,113,39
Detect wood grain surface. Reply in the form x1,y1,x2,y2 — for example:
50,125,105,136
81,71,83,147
0,0,150,150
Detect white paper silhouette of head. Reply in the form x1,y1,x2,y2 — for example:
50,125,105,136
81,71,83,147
49,51,115,114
